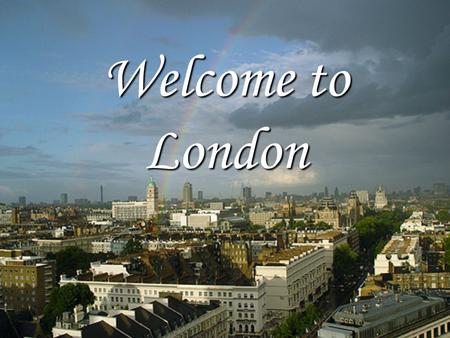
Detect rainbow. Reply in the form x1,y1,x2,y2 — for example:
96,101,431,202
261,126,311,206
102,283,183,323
158,4,265,197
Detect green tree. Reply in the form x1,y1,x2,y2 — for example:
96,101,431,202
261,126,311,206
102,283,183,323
354,210,408,260
121,238,143,256
334,244,360,286
43,283,95,331
47,246,90,277
444,237,450,270
47,247,116,277
272,304,320,338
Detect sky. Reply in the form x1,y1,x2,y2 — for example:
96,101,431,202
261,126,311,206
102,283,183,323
0,1,449,203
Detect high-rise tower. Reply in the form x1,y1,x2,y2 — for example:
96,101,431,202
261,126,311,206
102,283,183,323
183,182,193,208
146,177,158,219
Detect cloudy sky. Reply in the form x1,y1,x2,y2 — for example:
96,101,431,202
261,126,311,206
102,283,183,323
0,1,449,203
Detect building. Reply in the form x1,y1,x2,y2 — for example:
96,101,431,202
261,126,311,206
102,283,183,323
390,271,450,291
400,211,445,233
433,183,448,196
374,235,422,275
347,191,364,226
52,296,228,338
18,196,26,207
294,229,348,280
249,211,276,226
318,293,449,338
355,190,369,205
91,238,113,254
220,240,253,279
112,201,147,221
60,193,68,205
255,246,327,320
242,186,252,203
209,202,224,210
32,236,104,255
100,185,104,203
60,245,330,337
374,185,388,210
60,274,267,337
0,249,56,315
183,182,194,208
146,177,158,219
315,196,341,228
197,190,204,201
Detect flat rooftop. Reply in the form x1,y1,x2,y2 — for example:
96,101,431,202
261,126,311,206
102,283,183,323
260,245,317,265
381,236,418,255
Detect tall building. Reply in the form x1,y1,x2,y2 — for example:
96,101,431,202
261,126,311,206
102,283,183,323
242,186,252,202
100,185,104,203
324,186,329,197
334,187,339,199
197,190,203,201
347,191,364,226
374,185,388,210
0,249,56,315
146,177,158,219
18,196,26,207
60,193,68,205
356,190,370,204
265,191,272,199
182,182,193,208
433,182,448,196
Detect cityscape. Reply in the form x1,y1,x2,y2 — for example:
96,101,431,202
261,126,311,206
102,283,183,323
0,178,449,337
1,1,450,338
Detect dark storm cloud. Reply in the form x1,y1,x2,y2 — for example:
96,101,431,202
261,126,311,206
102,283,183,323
144,0,450,55
142,0,450,128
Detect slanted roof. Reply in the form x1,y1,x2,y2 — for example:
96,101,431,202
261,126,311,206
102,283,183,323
151,301,184,330
114,313,153,338
134,307,169,337
81,320,130,338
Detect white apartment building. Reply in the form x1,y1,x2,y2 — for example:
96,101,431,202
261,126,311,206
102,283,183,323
112,201,147,221
60,276,266,337
293,230,348,280
255,246,327,320
374,235,422,275
60,245,329,337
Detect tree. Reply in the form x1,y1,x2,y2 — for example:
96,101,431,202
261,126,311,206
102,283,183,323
271,304,320,338
354,210,408,260
444,237,450,271
47,247,116,277
334,244,360,286
47,246,90,277
121,238,143,256
42,283,95,331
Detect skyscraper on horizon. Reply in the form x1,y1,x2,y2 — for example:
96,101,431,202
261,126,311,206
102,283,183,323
18,196,26,207
242,186,252,202
183,182,193,208
146,177,158,219
60,193,68,205
100,185,104,204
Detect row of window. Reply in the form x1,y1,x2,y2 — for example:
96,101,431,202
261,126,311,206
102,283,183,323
92,285,256,299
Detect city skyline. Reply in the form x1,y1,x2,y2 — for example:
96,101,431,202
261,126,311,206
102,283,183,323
1,1,449,202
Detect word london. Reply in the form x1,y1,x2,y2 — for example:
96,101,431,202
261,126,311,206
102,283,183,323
147,127,311,171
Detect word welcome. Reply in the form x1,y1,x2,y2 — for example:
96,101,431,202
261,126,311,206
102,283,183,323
146,127,311,171
108,54,352,99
